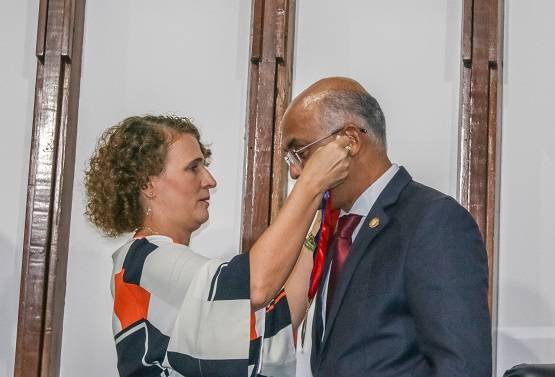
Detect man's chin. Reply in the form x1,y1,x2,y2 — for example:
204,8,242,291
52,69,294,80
329,186,345,210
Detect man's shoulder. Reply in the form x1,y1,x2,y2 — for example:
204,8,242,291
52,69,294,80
401,179,451,206
393,179,470,222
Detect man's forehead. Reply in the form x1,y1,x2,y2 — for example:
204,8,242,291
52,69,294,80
283,111,312,143
283,131,305,151
284,121,328,154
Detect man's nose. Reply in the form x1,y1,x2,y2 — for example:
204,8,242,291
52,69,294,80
289,164,302,180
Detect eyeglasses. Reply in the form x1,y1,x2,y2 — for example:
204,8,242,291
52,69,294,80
284,127,367,167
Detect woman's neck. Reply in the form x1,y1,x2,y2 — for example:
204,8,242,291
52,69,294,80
138,220,191,245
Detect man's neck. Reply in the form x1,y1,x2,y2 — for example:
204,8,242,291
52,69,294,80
340,156,392,212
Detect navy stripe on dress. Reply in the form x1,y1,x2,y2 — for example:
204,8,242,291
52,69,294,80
210,253,250,301
167,351,249,377
122,238,158,284
115,319,170,377
264,294,292,339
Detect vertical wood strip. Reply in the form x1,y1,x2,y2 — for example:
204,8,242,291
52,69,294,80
467,0,490,237
458,0,504,314
14,0,86,376
36,0,48,58
241,0,296,251
462,0,474,63
270,0,295,223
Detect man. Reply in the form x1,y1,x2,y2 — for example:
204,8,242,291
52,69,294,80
281,77,491,376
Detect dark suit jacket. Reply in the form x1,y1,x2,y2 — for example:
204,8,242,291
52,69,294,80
311,167,492,377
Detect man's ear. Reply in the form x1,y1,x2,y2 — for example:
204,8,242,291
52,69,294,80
343,124,363,156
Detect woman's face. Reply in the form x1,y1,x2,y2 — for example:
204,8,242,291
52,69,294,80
149,133,217,234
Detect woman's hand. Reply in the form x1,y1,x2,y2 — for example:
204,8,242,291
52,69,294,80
249,136,351,310
299,135,352,194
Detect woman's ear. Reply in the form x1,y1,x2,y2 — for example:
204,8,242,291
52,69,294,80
141,180,156,200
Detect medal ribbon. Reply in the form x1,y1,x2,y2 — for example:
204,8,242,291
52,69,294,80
308,191,340,301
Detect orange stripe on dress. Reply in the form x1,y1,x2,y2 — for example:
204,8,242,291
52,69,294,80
113,269,151,329
266,289,287,312
250,309,258,340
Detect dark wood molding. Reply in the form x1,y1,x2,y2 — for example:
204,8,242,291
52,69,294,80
459,0,504,314
14,0,86,376
241,0,296,251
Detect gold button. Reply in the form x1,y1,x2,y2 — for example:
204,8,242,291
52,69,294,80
368,217,380,228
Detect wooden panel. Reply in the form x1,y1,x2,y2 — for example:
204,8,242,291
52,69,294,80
241,0,296,251
458,0,504,313
467,0,490,235
271,0,295,224
462,0,473,64
35,0,48,58
14,0,86,376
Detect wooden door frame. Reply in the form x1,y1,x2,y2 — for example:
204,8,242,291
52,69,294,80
14,0,86,376
459,0,504,322
458,0,504,369
241,0,296,251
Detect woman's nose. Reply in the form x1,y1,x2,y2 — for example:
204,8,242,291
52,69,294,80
202,167,217,188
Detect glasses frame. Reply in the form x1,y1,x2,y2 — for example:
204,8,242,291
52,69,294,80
284,126,368,167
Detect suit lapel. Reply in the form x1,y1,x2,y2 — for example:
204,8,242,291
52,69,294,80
321,207,390,347
319,166,413,352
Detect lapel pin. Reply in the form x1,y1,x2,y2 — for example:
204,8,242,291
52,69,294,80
369,217,380,229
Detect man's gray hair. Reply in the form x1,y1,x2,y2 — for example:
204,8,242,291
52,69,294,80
320,90,386,149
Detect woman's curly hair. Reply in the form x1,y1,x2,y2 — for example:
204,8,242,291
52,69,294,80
84,115,211,237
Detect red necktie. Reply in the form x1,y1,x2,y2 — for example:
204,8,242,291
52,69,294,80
326,214,362,317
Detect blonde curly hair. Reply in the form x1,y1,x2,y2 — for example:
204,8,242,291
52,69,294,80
84,115,211,237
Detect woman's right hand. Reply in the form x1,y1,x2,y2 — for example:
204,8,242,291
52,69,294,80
249,136,350,309
299,135,352,193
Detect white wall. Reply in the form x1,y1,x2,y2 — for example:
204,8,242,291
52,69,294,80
10,2,554,376
0,1,38,375
292,1,462,375
292,0,462,197
496,0,555,374
60,1,251,375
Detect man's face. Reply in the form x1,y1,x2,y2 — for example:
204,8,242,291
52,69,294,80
282,108,327,178
282,108,350,209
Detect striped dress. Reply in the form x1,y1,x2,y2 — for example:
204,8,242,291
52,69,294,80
111,235,296,377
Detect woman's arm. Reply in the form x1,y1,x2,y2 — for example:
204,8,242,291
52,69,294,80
249,137,349,310
283,211,320,328
284,251,312,329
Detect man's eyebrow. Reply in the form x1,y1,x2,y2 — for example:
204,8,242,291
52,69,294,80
285,138,308,151
285,138,297,151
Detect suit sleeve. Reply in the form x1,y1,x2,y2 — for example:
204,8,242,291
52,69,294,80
406,197,492,377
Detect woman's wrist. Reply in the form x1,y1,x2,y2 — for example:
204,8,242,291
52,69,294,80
296,173,325,201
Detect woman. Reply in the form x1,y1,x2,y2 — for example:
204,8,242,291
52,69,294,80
85,115,350,376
